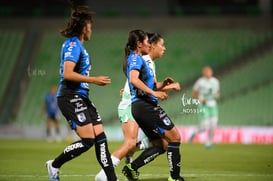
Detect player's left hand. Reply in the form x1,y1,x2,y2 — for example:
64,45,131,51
163,77,174,86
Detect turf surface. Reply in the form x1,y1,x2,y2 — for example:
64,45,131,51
0,140,272,181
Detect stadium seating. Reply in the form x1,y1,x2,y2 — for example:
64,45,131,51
162,50,273,126
0,30,24,102
14,30,273,126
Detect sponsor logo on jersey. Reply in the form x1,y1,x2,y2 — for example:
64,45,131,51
64,52,73,58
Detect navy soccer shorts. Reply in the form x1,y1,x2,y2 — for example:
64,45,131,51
132,99,175,141
57,94,103,130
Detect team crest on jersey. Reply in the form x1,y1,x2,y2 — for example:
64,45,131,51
77,112,86,123
163,117,171,126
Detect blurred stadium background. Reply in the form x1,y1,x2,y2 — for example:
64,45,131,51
0,0,272,143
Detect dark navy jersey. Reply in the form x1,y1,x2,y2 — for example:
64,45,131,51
126,52,157,103
57,36,91,98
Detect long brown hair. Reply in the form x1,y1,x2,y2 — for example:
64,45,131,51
60,11,93,38
123,29,147,75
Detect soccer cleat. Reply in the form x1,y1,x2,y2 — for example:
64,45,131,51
46,160,60,181
168,176,185,181
122,164,139,181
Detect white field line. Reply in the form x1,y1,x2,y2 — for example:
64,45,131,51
0,173,273,178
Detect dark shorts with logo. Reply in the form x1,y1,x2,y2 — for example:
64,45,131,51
132,99,175,141
57,94,102,130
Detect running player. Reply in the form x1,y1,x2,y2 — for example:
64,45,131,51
45,4,118,181
188,66,220,149
94,32,180,181
122,30,184,181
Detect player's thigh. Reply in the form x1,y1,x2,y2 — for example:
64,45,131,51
122,119,139,142
76,123,95,138
164,126,181,143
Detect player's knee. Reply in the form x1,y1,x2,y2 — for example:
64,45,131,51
95,132,107,144
168,142,181,151
81,138,95,150
125,140,138,151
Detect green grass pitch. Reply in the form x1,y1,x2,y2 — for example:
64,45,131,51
0,139,272,181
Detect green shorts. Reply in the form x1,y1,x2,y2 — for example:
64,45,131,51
198,104,218,120
118,105,136,123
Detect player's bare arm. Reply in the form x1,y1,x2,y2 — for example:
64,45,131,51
130,69,168,100
63,61,111,86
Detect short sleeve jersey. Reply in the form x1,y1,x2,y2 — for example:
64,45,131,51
45,93,58,116
126,52,157,104
193,77,220,107
57,36,91,98
118,55,156,109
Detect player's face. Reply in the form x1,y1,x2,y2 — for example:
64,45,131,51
83,22,92,41
203,67,213,78
140,36,151,55
152,38,166,59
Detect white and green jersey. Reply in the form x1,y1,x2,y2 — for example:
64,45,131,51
193,77,219,107
118,55,155,110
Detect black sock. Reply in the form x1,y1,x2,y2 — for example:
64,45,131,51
95,132,117,181
52,138,94,168
167,142,181,179
131,146,165,170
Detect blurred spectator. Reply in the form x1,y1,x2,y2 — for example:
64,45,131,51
42,84,61,142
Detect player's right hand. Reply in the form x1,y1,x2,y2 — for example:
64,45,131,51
153,91,168,100
94,76,111,86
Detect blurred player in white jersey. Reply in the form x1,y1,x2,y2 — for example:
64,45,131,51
189,66,220,149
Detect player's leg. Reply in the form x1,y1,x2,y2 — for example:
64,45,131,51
52,123,95,167
206,106,218,148
95,107,139,181
189,104,209,143
112,107,140,164
153,106,183,181
163,126,184,181
53,117,61,142
46,95,96,181
46,118,52,141
88,100,117,181
124,127,152,164
46,122,95,181
122,101,167,181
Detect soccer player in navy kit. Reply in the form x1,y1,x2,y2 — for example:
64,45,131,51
43,84,61,142
122,30,184,181
45,6,118,181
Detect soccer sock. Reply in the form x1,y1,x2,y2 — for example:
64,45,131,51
46,127,50,137
52,138,94,168
131,146,165,170
95,132,117,181
56,127,60,135
167,142,181,179
138,137,152,150
111,155,120,167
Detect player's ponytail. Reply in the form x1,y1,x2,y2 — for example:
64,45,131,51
123,30,147,76
68,0,89,13
60,0,94,38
